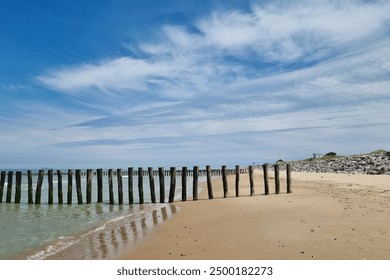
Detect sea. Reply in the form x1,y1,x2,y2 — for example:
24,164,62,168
0,169,205,259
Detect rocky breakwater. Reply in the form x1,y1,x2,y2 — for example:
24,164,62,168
286,151,390,175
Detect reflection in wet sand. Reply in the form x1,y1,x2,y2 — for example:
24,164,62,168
130,221,138,242
162,206,168,220
152,210,158,225
98,231,108,257
110,229,119,251
119,226,127,243
44,204,178,259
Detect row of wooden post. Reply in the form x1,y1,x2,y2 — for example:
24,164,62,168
9,168,244,177
0,164,291,205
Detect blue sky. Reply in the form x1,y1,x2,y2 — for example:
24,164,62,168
1,0,390,169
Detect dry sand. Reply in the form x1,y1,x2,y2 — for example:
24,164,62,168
116,169,390,260
42,169,390,260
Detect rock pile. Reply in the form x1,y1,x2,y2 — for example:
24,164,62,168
284,151,390,175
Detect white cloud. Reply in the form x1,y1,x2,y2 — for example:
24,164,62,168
37,57,174,93
196,0,390,61
38,0,390,98
20,0,390,167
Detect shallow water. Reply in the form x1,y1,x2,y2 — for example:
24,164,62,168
0,171,201,259
0,203,151,259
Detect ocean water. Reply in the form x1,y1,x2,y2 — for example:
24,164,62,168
0,170,203,259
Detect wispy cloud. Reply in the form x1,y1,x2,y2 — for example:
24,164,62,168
4,0,390,167
37,1,390,102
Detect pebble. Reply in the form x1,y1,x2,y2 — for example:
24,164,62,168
285,151,390,175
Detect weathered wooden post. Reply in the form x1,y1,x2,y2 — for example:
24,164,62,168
57,170,63,204
108,169,114,205
182,166,187,202
193,166,199,201
48,170,54,204
76,169,83,204
222,165,229,198
148,167,156,203
87,169,93,204
15,171,22,204
206,165,213,199
6,171,13,203
248,166,255,196
97,168,103,203
138,167,144,204
263,164,269,195
235,165,240,197
0,171,6,203
274,164,280,194
159,167,165,203
117,168,123,205
128,167,134,204
67,169,73,204
28,170,33,204
168,167,176,203
287,163,292,193
35,170,44,204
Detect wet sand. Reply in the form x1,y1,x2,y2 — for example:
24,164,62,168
117,169,390,260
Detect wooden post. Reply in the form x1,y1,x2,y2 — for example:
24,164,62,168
148,167,156,203
48,170,54,204
67,169,73,204
182,166,187,201
28,170,33,204
222,165,229,198
274,164,280,194
76,169,83,204
57,170,63,204
0,171,5,203
15,171,22,204
108,169,114,205
206,165,214,199
97,168,103,203
6,171,13,203
35,170,44,204
86,169,93,204
168,167,176,203
287,164,292,193
249,166,255,196
235,165,240,197
159,167,165,203
138,167,144,204
263,164,270,195
117,168,123,205
128,167,134,204
193,166,199,201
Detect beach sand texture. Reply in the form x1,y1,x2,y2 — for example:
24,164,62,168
44,169,390,260
118,169,390,260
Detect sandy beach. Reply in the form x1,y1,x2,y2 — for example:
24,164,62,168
41,168,390,260
116,169,390,260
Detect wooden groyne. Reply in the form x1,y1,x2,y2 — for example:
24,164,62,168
0,164,292,205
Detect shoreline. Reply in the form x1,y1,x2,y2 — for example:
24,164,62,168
15,169,390,260
7,203,180,260
3,176,203,260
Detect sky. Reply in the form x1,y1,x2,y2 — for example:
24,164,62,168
1,0,390,169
